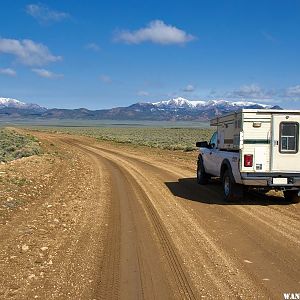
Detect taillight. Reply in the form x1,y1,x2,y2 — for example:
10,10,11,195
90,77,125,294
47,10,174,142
244,154,253,167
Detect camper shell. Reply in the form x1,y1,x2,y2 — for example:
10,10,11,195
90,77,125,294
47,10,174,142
211,109,300,175
196,109,300,202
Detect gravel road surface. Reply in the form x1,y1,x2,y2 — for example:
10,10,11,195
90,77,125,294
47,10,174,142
0,132,299,299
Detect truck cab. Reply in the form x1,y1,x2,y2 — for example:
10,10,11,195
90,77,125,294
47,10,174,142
198,132,225,177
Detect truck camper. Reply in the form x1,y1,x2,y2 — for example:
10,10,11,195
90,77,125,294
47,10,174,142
196,109,300,202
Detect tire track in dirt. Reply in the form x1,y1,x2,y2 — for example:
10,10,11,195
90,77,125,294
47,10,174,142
87,154,121,300
67,139,270,298
66,140,197,300
267,204,300,221
237,206,300,245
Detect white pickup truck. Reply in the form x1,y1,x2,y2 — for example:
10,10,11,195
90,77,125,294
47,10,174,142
196,109,300,202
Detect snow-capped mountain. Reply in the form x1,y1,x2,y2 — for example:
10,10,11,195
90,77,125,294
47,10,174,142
0,97,27,108
152,97,206,108
0,96,281,121
0,97,46,112
113,97,280,120
150,97,273,110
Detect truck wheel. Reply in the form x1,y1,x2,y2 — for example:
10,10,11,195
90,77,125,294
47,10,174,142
197,157,209,184
283,190,300,203
222,169,243,202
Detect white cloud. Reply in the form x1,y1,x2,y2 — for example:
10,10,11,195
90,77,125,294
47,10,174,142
183,84,195,92
0,38,62,66
238,84,264,97
85,43,101,52
26,4,69,23
0,68,16,76
32,68,63,78
99,74,112,83
209,84,300,105
286,85,300,97
114,20,196,45
227,84,273,99
137,91,149,97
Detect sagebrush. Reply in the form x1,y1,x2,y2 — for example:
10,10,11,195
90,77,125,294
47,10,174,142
0,129,41,162
31,127,214,151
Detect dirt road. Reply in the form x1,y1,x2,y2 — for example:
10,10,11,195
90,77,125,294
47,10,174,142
1,132,299,299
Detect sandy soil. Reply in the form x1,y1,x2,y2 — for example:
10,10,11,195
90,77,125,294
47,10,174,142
0,131,299,299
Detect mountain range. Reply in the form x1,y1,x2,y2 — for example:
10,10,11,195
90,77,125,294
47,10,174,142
0,97,281,121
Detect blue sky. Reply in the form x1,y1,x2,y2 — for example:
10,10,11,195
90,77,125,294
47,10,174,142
0,0,300,109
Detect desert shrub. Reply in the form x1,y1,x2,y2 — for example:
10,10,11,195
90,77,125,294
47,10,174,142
0,129,41,162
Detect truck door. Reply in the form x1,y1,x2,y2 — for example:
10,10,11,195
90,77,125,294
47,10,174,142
202,132,222,176
271,114,300,172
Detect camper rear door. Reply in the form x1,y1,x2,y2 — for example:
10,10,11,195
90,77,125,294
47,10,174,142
271,114,300,172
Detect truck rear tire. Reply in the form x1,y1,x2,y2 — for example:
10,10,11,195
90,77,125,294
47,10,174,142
283,190,300,203
222,169,243,202
197,157,209,184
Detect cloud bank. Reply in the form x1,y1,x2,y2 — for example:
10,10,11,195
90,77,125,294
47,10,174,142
226,84,273,100
286,85,300,97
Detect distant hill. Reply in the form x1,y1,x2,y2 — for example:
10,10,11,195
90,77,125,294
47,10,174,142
0,96,282,121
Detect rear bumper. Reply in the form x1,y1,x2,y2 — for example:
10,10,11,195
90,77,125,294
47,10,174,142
240,172,300,188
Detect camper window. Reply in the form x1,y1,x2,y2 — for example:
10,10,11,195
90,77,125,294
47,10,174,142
279,122,299,153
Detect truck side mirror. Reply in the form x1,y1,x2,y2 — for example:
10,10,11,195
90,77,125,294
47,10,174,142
196,141,209,148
